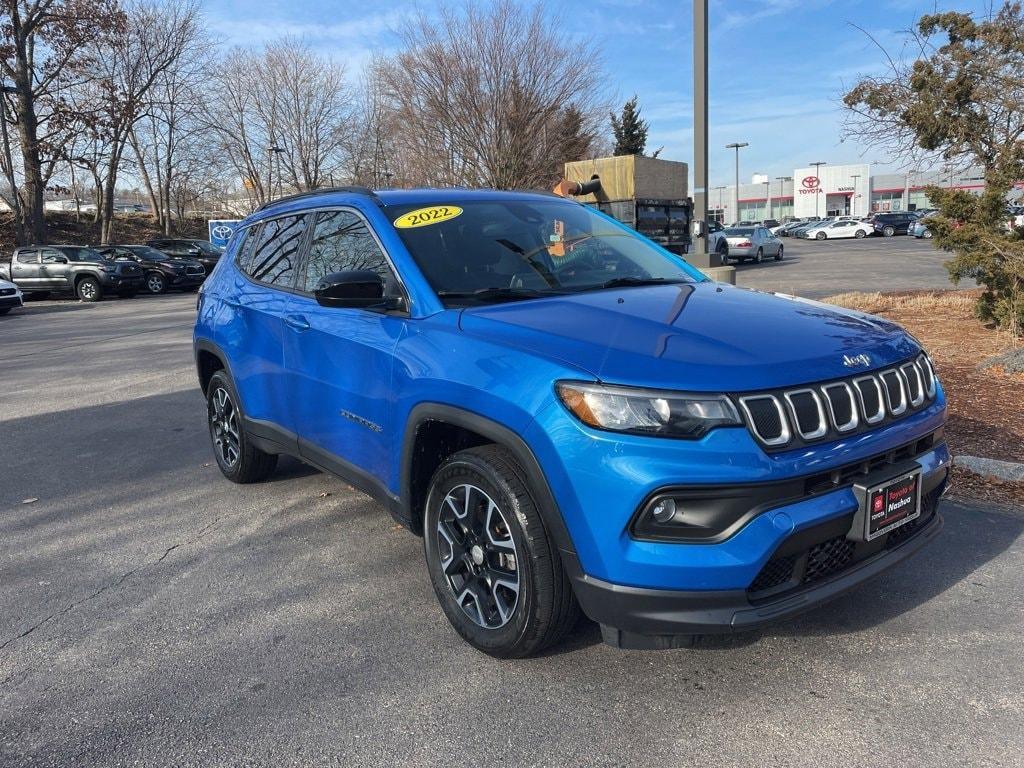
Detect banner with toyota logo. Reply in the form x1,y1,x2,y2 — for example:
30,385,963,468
208,219,241,250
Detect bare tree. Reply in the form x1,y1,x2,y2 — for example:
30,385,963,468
381,0,607,190
87,0,201,243
204,39,353,209
0,0,125,244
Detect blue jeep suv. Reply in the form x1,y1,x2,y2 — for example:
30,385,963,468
193,187,949,657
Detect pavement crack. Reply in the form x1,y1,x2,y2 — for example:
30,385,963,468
0,516,224,652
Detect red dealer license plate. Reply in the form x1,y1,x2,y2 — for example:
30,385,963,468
864,470,921,541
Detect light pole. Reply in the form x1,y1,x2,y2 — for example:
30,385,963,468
776,176,791,220
692,0,716,267
809,161,826,218
714,185,726,221
726,142,748,225
849,173,861,216
269,144,286,198
764,180,771,222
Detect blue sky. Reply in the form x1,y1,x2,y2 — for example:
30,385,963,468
202,0,995,185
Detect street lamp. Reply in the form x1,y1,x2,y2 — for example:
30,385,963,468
849,173,861,217
269,144,286,198
776,176,791,220
809,161,826,218
726,142,748,225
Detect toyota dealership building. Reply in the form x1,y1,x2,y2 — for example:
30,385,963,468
711,163,986,223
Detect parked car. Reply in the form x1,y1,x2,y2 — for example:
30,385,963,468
776,220,810,237
0,276,23,315
96,244,206,294
712,225,783,264
871,212,918,237
761,219,780,229
911,213,936,239
2,245,144,302
194,189,948,656
147,238,223,276
801,220,873,240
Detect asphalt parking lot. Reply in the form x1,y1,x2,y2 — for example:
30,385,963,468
735,233,954,298
2,247,1022,767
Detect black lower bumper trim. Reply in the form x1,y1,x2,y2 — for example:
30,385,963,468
569,509,943,648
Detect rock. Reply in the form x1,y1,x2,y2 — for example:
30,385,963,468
954,455,1024,483
979,347,1024,374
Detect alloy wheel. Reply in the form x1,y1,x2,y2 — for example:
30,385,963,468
147,274,165,293
79,281,96,300
435,483,520,630
210,387,240,467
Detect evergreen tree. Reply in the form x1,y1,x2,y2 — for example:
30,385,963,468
610,95,648,156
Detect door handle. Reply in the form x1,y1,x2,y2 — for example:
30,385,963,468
285,314,310,332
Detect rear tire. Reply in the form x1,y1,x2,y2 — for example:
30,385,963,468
423,445,579,658
206,370,278,483
855,229,866,238
76,277,102,302
923,230,933,239
883,225,895,237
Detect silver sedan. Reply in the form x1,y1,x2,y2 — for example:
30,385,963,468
714,225,784,264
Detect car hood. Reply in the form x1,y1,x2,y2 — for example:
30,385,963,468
458,282,919,392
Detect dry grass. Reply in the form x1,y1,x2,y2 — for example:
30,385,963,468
824,289,1024,507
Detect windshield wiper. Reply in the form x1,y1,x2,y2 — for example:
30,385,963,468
437,286,567,303
572,276,689,292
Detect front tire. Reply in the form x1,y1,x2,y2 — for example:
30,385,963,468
206,370,278,483
754,248,764,263
816,231,827,240
883,225,895,237
76,277,102,302
145,272,167,294
423,445,579,658
775,245,784,261
924,230,933,239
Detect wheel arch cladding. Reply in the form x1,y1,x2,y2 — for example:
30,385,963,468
400,404,577,558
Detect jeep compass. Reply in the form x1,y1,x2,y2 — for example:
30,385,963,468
193,187,949,657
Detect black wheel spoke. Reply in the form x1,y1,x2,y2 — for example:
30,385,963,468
437,483,520,630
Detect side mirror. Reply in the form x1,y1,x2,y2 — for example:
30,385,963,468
314,270,402,310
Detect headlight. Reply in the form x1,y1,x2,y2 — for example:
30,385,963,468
555,381,742,439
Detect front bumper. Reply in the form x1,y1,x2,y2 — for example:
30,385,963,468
100,274,144,290
569,475,945,648
169,273,205,288
0,293,23,309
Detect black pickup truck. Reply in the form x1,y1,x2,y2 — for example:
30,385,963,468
0,245,144,301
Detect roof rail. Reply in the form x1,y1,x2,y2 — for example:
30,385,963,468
254,186,380,213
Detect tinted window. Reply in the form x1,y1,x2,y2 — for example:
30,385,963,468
16,251,37,264
41,249,67,263
723,227,755,236
300,210,391,291
245,215,307,287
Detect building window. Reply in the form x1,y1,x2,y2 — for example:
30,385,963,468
872,191,904,212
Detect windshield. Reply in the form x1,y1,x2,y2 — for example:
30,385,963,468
125,246,168,260
58,247,104,263
723,227,755,236
390,199,702,305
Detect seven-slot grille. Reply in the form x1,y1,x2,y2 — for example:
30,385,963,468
185,265,204,276
737,354,937,449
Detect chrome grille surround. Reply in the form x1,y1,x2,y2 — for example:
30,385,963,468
821,381,859,433
853,375,886,425
737,395,791,447
735,355,938,450
783,388,828,440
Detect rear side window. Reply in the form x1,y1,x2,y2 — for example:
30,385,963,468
243,215,307,287
16,251,37,264
300,210,391,291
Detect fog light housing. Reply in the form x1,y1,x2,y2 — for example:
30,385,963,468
650,498,678,523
